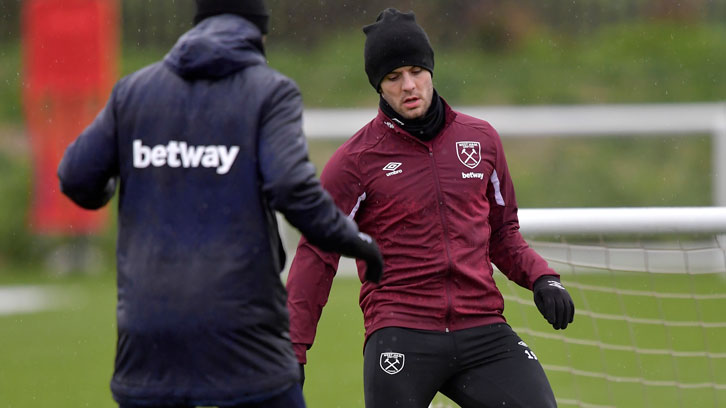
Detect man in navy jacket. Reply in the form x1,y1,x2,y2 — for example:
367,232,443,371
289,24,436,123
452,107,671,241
57,1,383,407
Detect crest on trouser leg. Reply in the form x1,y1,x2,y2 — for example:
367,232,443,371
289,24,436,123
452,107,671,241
379,352,405,375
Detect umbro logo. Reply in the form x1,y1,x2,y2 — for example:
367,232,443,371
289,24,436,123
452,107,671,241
547,280,566,290
382,162,402,177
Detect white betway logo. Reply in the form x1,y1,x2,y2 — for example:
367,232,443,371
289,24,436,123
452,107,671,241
461,172,484,179
133,140,239,175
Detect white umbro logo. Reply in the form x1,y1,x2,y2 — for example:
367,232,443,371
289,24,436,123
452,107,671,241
547,280,566,290
382,162,403,177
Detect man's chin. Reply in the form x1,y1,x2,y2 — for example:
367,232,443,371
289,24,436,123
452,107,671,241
400,108,425,120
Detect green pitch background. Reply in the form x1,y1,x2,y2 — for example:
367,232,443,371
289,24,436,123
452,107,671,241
1,269,724,408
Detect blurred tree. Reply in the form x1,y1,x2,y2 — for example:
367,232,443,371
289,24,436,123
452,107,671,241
0,0,22,42
644,0,708,20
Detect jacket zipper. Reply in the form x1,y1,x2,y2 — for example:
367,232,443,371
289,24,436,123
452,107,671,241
427,146,454,332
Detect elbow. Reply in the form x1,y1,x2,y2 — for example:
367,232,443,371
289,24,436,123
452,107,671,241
59,177,117,210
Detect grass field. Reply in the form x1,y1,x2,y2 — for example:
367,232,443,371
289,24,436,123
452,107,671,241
1,261,725,408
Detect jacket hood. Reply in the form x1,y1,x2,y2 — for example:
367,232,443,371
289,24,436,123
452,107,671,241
164,14,266,79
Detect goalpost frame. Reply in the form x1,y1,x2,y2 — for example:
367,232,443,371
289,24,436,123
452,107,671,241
518,207,726,236
302,102,726,207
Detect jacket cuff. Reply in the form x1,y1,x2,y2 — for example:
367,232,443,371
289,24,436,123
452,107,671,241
533,274,560,290
293,343,309,364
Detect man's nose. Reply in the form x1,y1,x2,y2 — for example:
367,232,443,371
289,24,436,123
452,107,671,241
401,72,416,91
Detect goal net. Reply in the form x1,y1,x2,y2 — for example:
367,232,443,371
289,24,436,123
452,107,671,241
489,207,726,408
281,207,726,407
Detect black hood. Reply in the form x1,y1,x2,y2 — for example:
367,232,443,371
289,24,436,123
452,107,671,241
164,14,265,79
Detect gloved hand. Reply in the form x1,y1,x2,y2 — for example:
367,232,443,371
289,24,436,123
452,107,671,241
533,275,575,330
299,363,305,387
340,232,384,283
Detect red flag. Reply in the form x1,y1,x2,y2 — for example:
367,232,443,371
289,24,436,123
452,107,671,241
22,0,118,235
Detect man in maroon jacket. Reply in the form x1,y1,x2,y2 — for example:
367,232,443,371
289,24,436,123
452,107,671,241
286,8,574,408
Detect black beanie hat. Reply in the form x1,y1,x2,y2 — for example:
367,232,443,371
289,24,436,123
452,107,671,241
194,0,269,34
363,8,434,90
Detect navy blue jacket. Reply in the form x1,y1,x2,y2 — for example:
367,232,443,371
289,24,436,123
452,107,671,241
58,15,360,406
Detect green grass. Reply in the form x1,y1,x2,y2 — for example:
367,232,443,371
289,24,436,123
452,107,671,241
1,265,725,407
0,270,117,408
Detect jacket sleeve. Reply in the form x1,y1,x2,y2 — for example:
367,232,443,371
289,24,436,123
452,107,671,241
257,76,360,251
286,146,365,364
486,125,558,289
57,86,120,210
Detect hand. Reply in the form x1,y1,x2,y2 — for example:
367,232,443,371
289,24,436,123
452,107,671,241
340,232,384,283
533,276,575,330
299,363,305,387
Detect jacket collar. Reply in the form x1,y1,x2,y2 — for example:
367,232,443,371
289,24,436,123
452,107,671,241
373,97,457,143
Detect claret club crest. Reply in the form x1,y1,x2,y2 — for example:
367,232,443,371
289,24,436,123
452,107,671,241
456,141,481,169
379,352,405,375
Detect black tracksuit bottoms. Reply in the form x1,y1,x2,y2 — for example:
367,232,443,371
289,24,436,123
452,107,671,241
363,324,557,408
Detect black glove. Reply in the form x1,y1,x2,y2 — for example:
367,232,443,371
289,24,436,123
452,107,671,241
533,275,575,330
339,232,384,283
299,363,305,387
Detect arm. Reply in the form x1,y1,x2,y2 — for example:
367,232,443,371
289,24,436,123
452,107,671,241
286,146,369,364
57,87,120,209
286,238,340,364
486,126,555,289
485,126,574,329
257,77,370,255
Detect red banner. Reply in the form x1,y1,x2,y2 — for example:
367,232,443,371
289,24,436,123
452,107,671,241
22,0,118,235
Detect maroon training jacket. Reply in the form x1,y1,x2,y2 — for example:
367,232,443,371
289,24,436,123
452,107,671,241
286,101,557,363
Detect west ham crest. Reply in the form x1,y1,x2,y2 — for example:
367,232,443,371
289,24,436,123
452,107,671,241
379,352,405,375
456,141,481,169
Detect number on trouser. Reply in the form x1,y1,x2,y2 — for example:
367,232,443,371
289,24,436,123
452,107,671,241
524,350,538,360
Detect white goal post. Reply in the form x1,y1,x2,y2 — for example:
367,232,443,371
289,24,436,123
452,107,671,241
518,206,726,235
302,102,726,206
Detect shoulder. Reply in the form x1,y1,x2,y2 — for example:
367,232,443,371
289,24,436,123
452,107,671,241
339,117,388,157
451,110,498,136
448,110,504,147
247,64,300,93
323,117,383,175
115,61,163,88
107,62,166,109
119,61,165,85
239,66,303,114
